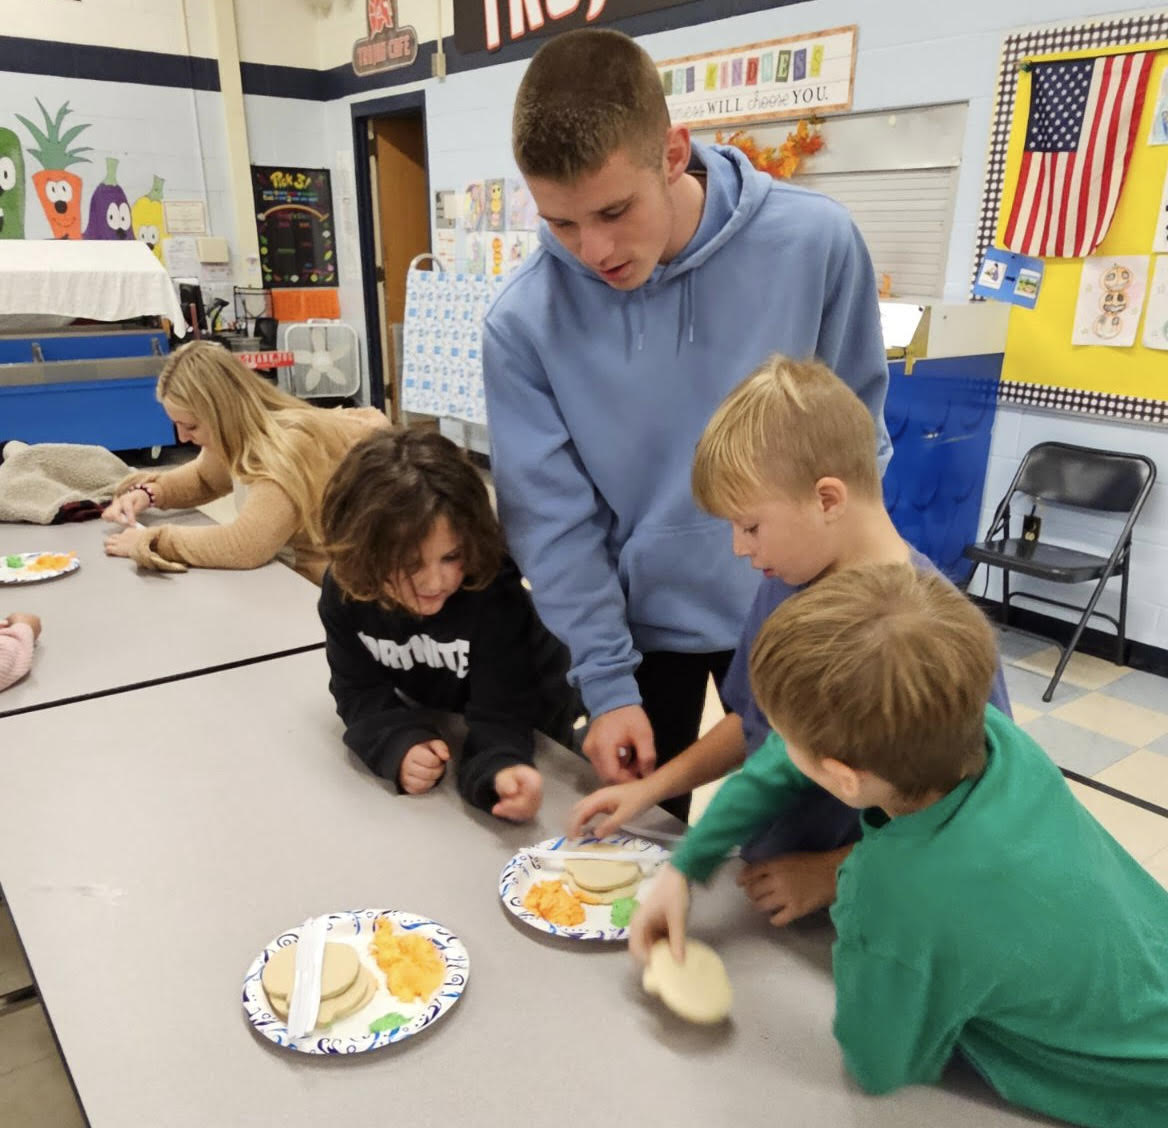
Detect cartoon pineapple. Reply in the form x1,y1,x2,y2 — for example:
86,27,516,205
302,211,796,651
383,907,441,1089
132,175,168,262
16,99,92,240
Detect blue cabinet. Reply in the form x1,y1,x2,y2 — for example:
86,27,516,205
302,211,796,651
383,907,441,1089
882,354,1003,585
0,328,174,450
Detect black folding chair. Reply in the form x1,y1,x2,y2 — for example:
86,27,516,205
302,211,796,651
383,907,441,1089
964,441,1156,702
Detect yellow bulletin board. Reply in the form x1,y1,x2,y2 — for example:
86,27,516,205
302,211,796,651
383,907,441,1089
997,43,1168,406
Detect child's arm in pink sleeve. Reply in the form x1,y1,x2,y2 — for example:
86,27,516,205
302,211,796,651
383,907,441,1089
0,622,35,690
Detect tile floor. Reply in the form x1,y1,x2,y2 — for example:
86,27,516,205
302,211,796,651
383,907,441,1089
3,625,1166,1124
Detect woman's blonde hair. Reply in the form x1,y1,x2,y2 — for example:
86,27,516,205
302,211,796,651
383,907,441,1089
692,355,881,517
157,341,363,547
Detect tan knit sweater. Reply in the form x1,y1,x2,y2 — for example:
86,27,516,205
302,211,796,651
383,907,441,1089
115,407,388,584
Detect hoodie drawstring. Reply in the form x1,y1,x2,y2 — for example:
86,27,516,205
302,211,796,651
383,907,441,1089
677,273,695,352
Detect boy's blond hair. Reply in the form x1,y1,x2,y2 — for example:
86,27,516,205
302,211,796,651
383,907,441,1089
750,564,996,798
692,355,881,515
513,29,670,181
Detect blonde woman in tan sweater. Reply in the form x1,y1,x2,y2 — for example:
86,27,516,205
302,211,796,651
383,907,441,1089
102,341,388,583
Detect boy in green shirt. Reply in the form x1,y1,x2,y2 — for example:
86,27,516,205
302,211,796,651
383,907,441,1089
631,564,1168,1127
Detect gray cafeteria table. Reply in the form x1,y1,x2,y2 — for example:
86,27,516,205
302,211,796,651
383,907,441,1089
0,513,323,717
0,650,1053,1127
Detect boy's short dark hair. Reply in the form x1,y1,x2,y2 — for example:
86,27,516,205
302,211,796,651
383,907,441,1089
513,29,670,181
750,564,997,798
322,429,504,610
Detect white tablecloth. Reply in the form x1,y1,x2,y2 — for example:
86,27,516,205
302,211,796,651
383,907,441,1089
0,240,187,334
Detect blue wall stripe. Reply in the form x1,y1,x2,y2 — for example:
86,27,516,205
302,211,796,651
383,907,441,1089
0,34,219,91
1,0,815,103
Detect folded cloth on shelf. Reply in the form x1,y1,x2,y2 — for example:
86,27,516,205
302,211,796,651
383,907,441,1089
0,440,132,524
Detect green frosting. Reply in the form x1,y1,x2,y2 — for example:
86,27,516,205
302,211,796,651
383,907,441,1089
610,897,639,929
5,555,23,568
369,1011,410,1034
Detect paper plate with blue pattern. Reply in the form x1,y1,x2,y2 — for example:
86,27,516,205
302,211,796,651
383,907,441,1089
500,834,668,942
241,909,469,1054
0,551,80,584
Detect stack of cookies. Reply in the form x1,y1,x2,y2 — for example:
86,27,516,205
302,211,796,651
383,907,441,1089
562,845,643,904
262,941,377,1029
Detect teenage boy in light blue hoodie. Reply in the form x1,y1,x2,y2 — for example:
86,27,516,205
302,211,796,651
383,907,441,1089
483,29,890,814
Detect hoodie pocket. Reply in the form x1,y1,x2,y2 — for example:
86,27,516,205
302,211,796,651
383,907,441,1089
616,520,754,645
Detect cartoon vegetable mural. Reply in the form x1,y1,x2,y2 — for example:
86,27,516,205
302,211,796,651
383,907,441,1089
0,128,27,240
17,100,92,239
132,175,167,262
84,156,133,240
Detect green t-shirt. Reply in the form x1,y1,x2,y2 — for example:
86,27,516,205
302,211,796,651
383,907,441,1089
674,708,1168,1126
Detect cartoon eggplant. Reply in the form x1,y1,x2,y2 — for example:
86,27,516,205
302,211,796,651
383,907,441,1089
16,99,92,240
0,128,27,239
131,175,167,261
84,156,133,240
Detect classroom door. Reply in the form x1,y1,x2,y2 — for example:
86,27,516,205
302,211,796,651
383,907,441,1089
371,113,430,422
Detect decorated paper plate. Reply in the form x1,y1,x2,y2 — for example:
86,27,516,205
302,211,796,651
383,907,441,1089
500,834,669,943
0,552,79,584
241,909,469,1055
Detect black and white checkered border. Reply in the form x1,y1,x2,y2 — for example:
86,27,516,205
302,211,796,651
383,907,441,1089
971,13,1168,299
972,14,1168,423
998,379,1168,425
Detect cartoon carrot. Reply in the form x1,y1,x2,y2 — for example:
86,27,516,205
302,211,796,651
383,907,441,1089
16,99,92,240
0,128,26,239
84,157,133,240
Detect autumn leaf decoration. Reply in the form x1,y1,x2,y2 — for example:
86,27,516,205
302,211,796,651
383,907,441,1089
716,119,824,179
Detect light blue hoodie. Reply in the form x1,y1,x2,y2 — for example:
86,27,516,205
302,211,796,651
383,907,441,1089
483,142,890,717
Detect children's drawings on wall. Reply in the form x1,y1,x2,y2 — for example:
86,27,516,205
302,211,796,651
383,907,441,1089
0,128,27,239
462,182,485,232
508,179,538,230
1071,256,1149,348
3,97,178,253
1154,165,1168,254
1142,257,1168,351
1149,68,1168,146
16,100,91,240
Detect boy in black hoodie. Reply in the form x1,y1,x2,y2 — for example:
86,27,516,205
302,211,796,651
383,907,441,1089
318,429,578,821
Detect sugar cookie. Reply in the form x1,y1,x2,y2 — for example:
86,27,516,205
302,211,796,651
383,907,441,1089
261,940,360,1002
642,938,732,1025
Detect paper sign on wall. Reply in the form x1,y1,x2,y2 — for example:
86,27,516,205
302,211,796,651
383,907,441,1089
1142,257,1168,351
1149,68,1168,145
1071,256,1149,348
657,26,855,129
1154,165,1168,253
973,247,1045,309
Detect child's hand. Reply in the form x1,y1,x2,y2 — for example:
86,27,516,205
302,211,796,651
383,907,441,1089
629,864,689,965
3,612,42,640
492,763,542,822
736,847,852,927
399,739,450,794
567,778,653,838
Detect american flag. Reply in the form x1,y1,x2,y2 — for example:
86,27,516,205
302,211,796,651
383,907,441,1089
1003,52,1153,259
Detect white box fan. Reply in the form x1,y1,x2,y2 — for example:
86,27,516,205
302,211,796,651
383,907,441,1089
281,319,361,399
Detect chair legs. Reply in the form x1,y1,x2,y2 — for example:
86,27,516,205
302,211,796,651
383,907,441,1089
1042,571,1120,703
1000,568,1011,628
1116,550,1131,667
